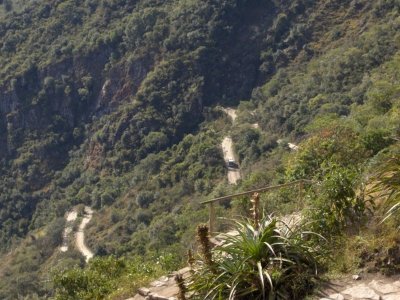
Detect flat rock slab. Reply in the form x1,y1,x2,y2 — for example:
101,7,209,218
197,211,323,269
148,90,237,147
319,275,400,300
342,284,380,299
150,276,170,288
129,267,191,300
369,279,400,294
382,294,400,300
320,293,345,300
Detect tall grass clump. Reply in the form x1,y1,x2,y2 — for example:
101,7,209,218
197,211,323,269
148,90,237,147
372,149,400,223
188,215,324,300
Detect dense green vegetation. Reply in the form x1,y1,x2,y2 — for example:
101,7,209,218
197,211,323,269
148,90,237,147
53,256,168,300
0,0,400,298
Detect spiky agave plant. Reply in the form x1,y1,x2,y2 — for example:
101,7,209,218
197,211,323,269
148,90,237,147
188,215,323,300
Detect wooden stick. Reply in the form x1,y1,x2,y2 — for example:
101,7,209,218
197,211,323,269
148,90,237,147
201,179,314,205
209,202,216,236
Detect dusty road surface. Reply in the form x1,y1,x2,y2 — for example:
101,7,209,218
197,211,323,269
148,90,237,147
221,108,241,184
222,107,237,122
60,209,78,252
288,142,299,151
76,206,94,262
222,136,241,184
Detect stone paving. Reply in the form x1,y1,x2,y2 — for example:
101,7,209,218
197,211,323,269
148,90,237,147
318,276,400,300
128,271,400,300
128,267,191,300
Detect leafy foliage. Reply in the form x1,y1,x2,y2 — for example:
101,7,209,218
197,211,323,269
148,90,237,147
53,256,163,300
306,166,369,237
286,124,369,181
371,147,400,223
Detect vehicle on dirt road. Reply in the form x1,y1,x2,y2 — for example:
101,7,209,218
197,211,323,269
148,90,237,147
227,159,239,169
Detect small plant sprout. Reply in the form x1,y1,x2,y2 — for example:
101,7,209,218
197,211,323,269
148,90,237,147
250,192,261,228
187,249,195,270
175,273,187,300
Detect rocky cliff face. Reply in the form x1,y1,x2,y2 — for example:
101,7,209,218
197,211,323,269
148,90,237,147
0,49,153,159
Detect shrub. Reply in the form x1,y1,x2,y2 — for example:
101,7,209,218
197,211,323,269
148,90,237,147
307,165,369,236
371,148,400,223
100,192,113,207
53,256,162,300
143,131,169,153
135,209,152,225
78,88,90,102
136,191,155,208
362,129,393,155
286,125,368,180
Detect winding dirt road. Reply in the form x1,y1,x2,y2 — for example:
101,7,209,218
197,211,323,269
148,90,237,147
61,206,94,263
221,108,241,185
222,107,237,122
60,209,78,252
76,206,94,262
222,137,241,184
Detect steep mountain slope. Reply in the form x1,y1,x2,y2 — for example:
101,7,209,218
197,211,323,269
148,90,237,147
0,0,400,299
0,0,272,250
